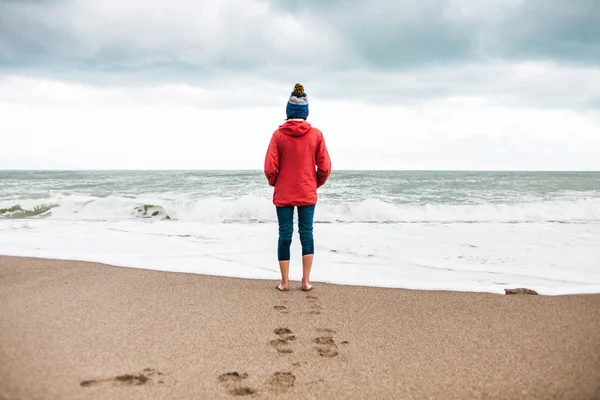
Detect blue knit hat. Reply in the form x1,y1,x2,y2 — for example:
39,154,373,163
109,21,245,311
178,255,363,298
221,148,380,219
286,83,309,119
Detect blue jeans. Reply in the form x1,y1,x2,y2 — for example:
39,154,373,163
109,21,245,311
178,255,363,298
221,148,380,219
276,205,315,261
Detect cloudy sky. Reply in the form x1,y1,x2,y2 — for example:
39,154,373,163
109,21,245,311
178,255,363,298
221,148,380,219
1,0,599,170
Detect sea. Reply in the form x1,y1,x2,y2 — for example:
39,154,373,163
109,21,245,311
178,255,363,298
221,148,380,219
1,170,599,295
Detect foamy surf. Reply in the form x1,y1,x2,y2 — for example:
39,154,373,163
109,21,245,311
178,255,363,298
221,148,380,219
1,219,599,295
1,195,600,223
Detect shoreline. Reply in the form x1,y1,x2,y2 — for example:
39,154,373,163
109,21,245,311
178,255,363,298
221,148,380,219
2,244,599,296
1,255,599,399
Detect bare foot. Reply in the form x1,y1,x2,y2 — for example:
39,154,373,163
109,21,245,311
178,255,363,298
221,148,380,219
301,282,313,291
277,283,289,291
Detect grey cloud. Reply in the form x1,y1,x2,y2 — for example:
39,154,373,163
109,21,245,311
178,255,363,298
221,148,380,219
2,0,597,73
272,0,600,68
306,63,600,110
272,0,480,70
0,1,82,70
0,0,598,108
0,1,302,81
482,0,600,64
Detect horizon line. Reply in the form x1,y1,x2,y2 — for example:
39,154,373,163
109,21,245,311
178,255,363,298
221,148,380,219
1,168,599,173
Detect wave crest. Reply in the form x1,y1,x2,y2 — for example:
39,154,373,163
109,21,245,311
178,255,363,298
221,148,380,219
0,203,58,218
2,195,599,223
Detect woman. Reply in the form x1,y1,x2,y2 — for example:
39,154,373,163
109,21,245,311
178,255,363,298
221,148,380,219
264,83,332,292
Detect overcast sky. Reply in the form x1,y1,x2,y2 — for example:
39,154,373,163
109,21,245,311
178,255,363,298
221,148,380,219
1,0,599,170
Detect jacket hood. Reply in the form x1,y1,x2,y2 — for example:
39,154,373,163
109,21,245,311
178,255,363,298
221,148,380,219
279,120,312,137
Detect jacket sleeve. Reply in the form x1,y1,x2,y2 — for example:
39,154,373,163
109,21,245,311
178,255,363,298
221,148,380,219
264,131,279,187
316,132,331,188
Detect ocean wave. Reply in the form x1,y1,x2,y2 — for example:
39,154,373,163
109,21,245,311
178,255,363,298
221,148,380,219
2,194,600,223
0,203,58,218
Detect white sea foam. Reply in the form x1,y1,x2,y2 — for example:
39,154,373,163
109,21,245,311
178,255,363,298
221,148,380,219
2,195,600,223
1,219,599,295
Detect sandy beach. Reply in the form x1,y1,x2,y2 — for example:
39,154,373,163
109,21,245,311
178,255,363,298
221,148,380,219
1,255,599,400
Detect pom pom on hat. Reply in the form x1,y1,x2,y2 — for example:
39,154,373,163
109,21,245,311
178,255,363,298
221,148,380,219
286,83,309,119
293,83,305,97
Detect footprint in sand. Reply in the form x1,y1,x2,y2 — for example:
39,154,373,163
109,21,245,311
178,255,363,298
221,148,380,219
313,335,339,358
80,368,165,387
218,371,295,396
308,305,322,315
291,361,308,368
316,329,349,346
266,371,295,393
306,295,322,315
273,305,289,314
218,372,256,396
270,327,296,354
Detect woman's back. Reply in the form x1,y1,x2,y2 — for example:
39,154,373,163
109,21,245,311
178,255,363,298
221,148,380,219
264,119,330,207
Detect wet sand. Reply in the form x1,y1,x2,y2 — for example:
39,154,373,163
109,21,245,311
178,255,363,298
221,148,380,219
1,255,599,400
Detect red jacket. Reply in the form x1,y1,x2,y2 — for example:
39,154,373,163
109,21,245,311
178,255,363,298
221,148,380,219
264,120,331,207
